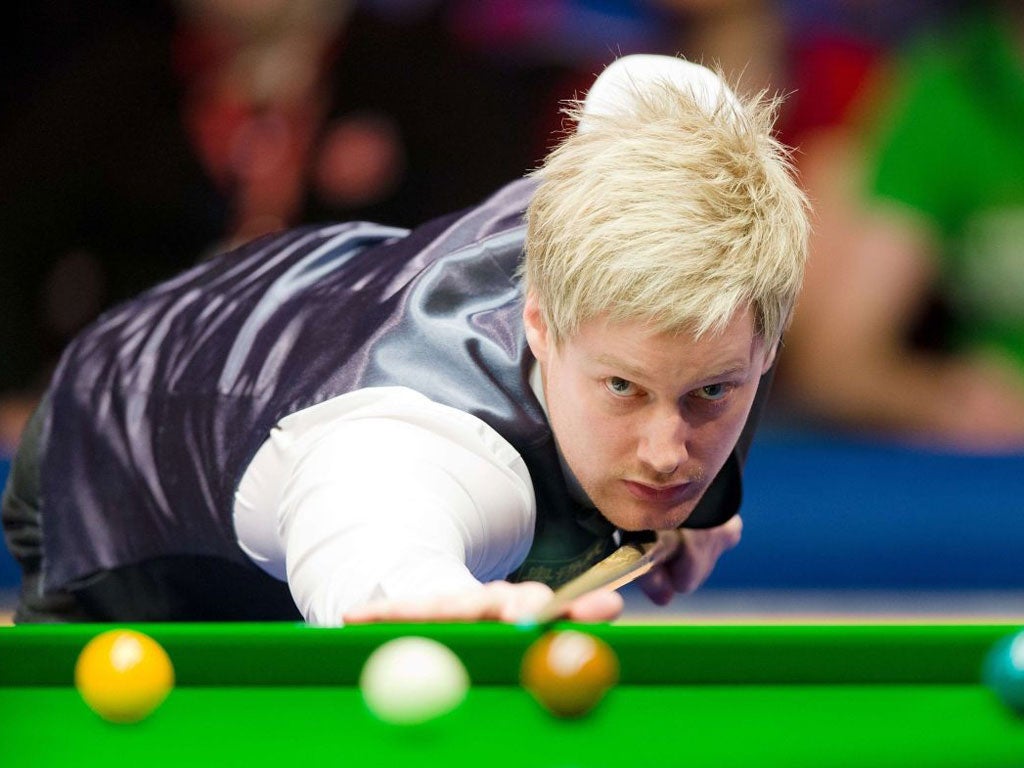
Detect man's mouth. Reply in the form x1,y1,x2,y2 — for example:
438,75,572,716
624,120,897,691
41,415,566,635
622,479,700,506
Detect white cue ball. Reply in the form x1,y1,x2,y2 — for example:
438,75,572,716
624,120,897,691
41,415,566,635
359,636,470,725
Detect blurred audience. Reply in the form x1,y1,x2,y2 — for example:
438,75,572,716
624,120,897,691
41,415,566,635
779,0,1024,452
0,0,546,451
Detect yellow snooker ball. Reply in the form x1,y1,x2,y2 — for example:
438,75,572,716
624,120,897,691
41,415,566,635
75,629,175,723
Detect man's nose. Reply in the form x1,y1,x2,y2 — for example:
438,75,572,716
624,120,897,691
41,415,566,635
637,410,688,475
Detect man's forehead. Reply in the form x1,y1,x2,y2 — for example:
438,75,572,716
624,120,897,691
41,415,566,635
580,307,758,346
573,310,763,374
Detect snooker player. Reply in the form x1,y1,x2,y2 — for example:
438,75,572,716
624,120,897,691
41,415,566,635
1,55,809,626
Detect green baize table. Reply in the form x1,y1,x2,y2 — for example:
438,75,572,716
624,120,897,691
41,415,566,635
1,621,1023,767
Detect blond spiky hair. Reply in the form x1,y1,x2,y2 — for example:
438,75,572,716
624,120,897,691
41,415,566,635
522,56,810,346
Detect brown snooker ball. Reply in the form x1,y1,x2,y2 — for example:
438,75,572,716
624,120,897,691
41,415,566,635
520,629,619,718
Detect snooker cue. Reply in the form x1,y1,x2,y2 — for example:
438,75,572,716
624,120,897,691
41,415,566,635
525,529,684,626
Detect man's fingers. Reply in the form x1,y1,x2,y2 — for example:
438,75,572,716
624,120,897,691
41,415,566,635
343,587,488,624
635,516,745,605
667,516,743,593
564,588,624,622
486,581,553,623
638,565,674,605
342,581,556,625
341,580,624,625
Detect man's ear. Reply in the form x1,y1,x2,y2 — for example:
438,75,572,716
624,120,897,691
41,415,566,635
523,291,550,362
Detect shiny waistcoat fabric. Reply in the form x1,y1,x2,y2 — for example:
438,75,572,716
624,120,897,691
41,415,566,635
41,178,752,594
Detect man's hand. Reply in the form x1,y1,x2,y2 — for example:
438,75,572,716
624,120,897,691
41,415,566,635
342,580,624,625
638,515,743,605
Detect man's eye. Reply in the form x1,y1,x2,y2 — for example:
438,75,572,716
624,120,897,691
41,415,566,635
694,383,729,401
605,377,636,396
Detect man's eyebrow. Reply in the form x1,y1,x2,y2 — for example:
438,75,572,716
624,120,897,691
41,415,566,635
593,354,649,380
700,361,752,381
593,354,751,382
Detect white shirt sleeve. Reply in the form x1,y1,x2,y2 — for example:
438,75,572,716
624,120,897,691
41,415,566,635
233,387,536,626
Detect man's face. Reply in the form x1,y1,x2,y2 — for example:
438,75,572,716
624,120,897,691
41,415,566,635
524,295,775,531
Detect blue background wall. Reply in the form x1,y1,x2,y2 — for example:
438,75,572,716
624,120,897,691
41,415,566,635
706,432,1024,591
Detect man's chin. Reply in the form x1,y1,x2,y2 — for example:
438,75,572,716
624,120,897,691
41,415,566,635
600,500,695,532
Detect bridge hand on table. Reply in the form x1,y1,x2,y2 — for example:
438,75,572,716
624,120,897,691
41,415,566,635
342,580,623,625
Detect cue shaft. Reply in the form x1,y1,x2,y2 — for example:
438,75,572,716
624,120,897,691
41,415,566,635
527,529,684,625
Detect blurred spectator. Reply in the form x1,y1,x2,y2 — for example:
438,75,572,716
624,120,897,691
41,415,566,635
779,0,1024,451
0,0,544,451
